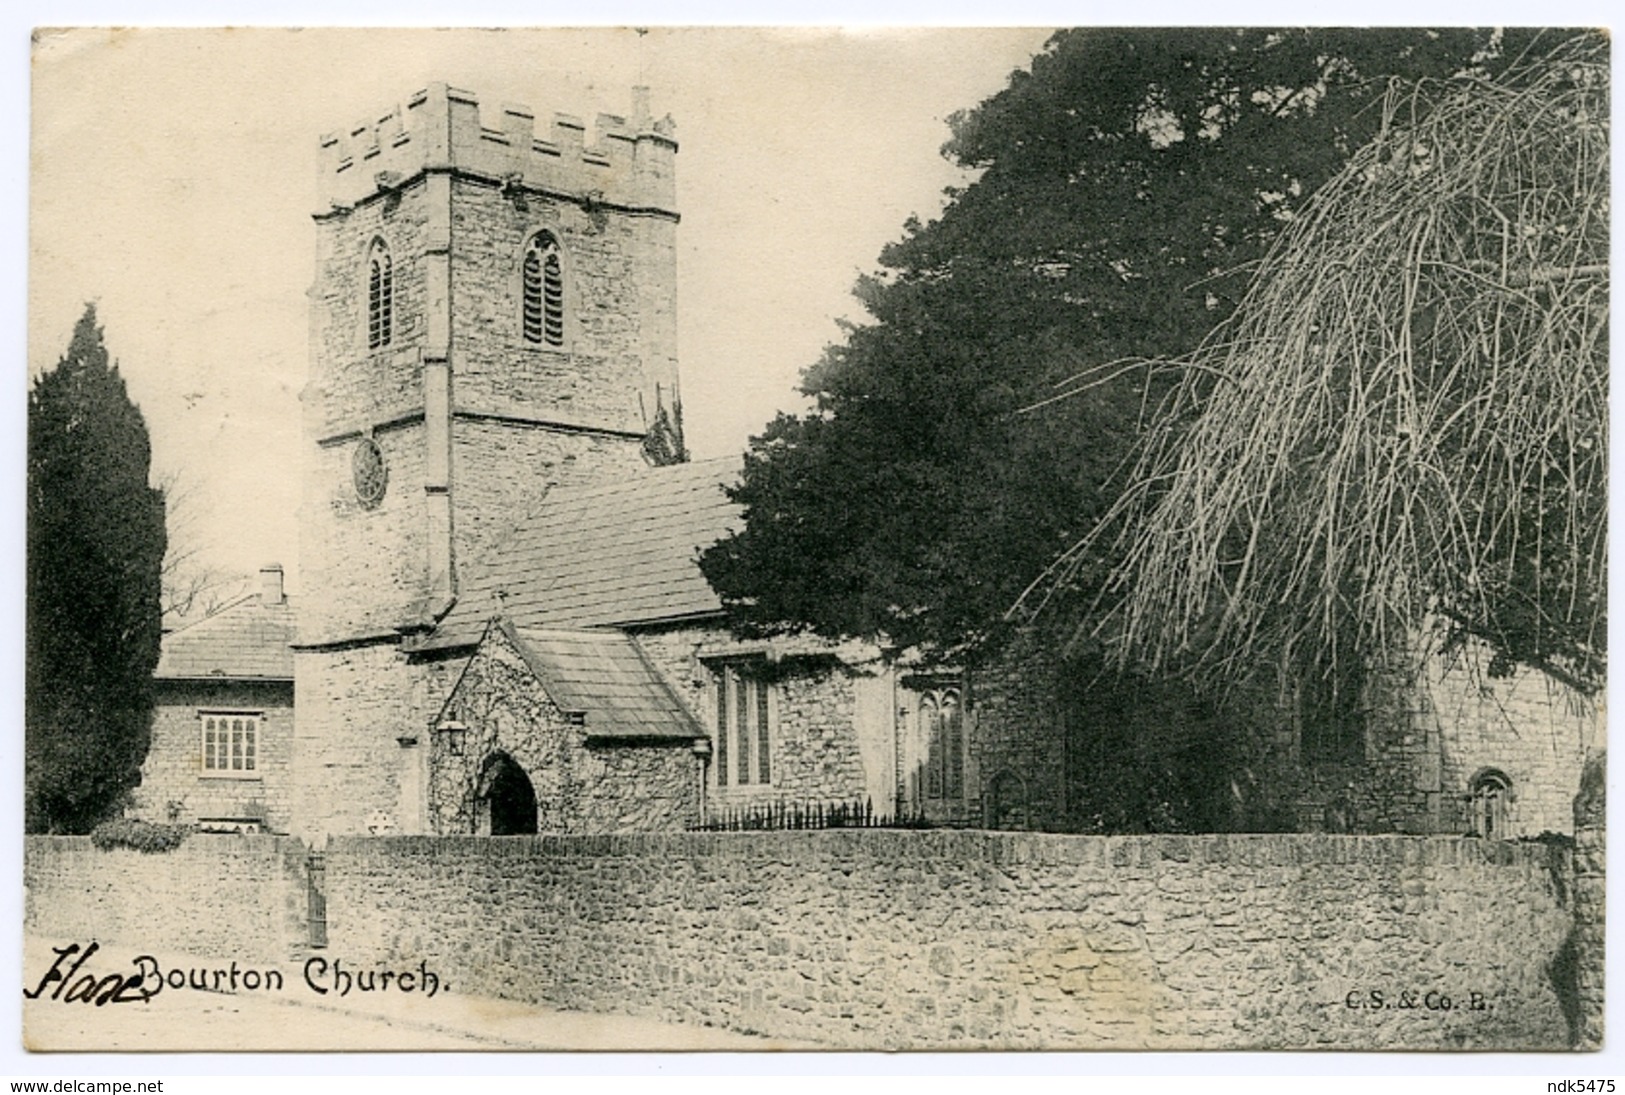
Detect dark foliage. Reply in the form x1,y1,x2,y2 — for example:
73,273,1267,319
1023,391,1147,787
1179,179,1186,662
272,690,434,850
27,305,167,833
89,817,192,854
696,30,1546,834
700,28,1527,660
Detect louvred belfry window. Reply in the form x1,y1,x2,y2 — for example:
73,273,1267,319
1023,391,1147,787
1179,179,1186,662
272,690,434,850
523,232,565,347
367,240,393,350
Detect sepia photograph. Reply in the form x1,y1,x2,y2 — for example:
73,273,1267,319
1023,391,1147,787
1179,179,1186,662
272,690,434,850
20,25,1607,1056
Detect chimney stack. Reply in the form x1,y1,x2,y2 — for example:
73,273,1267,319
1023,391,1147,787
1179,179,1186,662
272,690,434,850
260,563,285,606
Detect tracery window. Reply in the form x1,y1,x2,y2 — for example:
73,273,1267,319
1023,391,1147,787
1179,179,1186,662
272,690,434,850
367,240,393,350
919,686,964,801
522,232,565,347
1469,770,1513,839
1299,666,1365,765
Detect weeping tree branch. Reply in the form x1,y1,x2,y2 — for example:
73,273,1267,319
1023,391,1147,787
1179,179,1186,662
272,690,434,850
1023,34,1609,696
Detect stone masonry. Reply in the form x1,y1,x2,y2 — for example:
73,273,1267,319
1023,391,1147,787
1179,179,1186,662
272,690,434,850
294,84,684,837
633,624,886,814
25,835,309,966
430,625,698,833
320,831,1576,1050
134,681,294,833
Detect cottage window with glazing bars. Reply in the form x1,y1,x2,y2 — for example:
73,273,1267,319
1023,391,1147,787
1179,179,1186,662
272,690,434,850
201,713,259,777
712,662,773,787
366,240,393,350
523,232,565,346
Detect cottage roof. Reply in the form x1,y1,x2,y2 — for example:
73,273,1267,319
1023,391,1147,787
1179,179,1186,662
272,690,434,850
156,593,295,681
425,456,742,650
506,624,703,741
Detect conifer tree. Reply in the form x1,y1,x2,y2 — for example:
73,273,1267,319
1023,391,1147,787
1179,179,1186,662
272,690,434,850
700,28,1528,658
27,304,167,832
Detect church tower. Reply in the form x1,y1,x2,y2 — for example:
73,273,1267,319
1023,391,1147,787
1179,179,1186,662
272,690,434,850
292,84,681,837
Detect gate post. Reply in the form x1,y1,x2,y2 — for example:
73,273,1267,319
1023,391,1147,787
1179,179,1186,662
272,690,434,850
306,850,328,949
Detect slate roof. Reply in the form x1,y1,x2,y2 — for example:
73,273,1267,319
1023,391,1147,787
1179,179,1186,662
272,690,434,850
156,594,296,681
425,456,742,650
506,624,703,741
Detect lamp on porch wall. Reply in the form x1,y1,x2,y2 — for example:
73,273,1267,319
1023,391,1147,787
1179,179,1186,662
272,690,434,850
436,719,469,757
691,737,713,826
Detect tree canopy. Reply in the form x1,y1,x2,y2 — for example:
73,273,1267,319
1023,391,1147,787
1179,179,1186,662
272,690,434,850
700,28,1534,658
27,304,167,832
1047,33,1608,696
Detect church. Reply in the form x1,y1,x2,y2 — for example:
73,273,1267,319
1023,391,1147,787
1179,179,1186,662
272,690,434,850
132,82,1601,843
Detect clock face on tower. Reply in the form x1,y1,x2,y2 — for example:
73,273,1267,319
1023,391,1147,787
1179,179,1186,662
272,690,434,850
352,437,388,508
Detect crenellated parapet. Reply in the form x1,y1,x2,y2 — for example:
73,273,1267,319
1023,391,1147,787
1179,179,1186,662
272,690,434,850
317,82,677,215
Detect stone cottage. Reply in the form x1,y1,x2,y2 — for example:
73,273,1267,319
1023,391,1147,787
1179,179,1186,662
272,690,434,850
134,565,294,833
136,80,1600,842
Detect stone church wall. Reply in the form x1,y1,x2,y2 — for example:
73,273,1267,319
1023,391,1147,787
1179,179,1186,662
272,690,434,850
431,626,697,833
309,179,433,438
290,642,431,841
447,418,647,601
968,643,1070,830
449,178,667,435
1423,652,1598,838
968,634,1596,838
634,624,874,813
300,424,431,642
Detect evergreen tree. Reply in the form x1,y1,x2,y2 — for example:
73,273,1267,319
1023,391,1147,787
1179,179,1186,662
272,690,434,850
698,30,1545,831
27,304,167,832
700,29,1526,658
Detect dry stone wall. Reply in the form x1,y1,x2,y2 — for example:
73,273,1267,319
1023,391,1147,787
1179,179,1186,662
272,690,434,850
323,830,1575,1050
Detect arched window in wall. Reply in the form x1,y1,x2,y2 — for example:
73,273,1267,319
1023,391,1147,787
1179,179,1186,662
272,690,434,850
710,659,774,788
522,232,565,347
921,687,964,802
1469,769,1513,840
366,239,393,350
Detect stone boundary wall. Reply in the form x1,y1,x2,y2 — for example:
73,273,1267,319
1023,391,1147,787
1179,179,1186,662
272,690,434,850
1571,751,1606,1048
323,831,1577,1050
23,835,309,965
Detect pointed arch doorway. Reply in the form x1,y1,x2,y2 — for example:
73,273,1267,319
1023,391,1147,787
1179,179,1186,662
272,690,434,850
476,752,538,836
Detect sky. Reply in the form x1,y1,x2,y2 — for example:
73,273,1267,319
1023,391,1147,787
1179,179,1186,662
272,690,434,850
28,26,1055,593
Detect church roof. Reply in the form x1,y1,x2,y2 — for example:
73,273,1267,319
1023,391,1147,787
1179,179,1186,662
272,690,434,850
505,624,703,742
425,456,742,650
156,593,295,681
